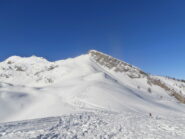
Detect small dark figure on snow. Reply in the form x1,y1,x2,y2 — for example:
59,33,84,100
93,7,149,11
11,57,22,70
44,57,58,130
149,113,152,117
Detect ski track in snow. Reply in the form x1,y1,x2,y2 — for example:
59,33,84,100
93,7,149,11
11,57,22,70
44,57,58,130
0,110,185,139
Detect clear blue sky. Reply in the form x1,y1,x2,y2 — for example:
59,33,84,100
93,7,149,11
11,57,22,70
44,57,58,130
0,0,185,79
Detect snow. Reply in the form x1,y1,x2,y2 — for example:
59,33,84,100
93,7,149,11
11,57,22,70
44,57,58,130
1,110,185,139
0,50,185,138
152,76,185,96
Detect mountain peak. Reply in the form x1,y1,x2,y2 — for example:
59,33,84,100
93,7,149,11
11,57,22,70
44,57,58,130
0,49,185,126
88,49,147,78
4,55,49,64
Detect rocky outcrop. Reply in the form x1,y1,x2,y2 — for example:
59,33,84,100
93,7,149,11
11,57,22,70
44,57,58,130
89,50,148,78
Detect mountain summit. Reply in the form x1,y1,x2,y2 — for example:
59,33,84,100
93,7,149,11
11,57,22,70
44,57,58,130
0,50,185,138
0,50,185,100
0,50,185,121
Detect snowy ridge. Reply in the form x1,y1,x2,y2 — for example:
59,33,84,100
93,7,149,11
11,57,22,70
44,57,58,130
0,50,185,138
5,55,48,64
89,50,185,103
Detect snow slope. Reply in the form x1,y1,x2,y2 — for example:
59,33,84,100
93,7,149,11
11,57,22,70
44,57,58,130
0,50,185,138
1,110,185,139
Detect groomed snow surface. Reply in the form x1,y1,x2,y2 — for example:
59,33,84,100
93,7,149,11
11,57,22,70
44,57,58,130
0,50,185,138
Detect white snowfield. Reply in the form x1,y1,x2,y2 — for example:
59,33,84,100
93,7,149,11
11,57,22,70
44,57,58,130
0,50,185,138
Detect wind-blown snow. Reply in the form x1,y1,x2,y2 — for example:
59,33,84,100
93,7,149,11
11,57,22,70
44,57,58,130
0,50,185,138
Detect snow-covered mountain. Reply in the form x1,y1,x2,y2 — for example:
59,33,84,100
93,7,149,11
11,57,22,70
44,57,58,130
0,50,185,138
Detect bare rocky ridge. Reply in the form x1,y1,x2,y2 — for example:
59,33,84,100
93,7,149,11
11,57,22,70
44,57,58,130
89,50,148,78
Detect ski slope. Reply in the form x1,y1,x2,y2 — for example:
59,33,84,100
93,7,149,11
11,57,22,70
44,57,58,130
0,50,185,138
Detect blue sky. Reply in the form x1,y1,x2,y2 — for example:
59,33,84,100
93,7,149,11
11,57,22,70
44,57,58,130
0,0,185,79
